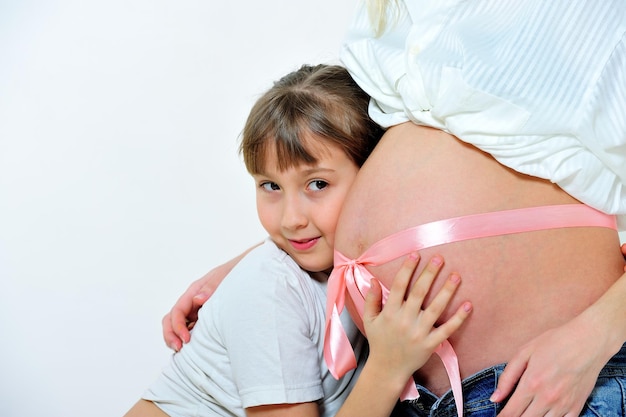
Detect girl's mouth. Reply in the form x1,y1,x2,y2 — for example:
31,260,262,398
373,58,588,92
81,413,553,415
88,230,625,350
288,237,320,251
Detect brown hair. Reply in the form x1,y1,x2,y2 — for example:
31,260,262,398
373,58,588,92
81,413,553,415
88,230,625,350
240,64,384,174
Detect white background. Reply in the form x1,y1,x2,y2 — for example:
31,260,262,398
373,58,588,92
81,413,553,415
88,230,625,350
0,1,357,416
1,2,624,417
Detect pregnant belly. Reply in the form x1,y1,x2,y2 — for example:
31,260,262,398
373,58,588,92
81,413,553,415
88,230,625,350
335,123,623,394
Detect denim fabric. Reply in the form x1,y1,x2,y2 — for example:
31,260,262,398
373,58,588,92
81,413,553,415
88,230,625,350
391,344,626,417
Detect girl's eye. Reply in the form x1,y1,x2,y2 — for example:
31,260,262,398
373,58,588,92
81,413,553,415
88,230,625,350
308,180,328,191
260,182,280,191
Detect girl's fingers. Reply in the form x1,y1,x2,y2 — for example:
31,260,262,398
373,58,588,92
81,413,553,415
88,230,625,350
420,272,461,327
375,253,471,349
363,278,384,324
431,300,472,342
404,255,444,311
385,252,421,307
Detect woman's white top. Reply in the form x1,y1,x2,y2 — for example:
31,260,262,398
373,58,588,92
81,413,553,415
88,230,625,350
143,239,366,417
341,0,626,229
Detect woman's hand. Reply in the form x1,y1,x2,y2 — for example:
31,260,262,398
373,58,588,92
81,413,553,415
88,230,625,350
491,315,610,417
162,244,261,351
493,263,626,417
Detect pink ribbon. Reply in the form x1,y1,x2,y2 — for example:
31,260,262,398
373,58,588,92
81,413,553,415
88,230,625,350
324,204,617,417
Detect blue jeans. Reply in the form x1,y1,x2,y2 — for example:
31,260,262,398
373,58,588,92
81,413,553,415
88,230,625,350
391,344,626,417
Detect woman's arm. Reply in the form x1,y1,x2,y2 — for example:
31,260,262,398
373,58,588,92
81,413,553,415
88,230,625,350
163,243,261,351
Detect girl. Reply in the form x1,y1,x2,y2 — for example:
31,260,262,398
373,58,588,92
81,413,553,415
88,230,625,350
124,64,472,417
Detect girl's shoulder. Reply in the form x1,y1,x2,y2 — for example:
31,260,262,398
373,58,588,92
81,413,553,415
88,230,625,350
221,239,321,297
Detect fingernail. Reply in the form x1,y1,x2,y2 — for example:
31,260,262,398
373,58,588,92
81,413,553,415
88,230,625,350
409,252,419,260
430,256,443,266
170,343,179,352
489,389,500,402
463,302,472,312
449,273,460,284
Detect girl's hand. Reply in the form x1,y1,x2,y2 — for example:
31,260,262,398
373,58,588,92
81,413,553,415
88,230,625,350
362,253,472,383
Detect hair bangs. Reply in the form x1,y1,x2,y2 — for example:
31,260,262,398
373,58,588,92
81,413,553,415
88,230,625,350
244,95,322,174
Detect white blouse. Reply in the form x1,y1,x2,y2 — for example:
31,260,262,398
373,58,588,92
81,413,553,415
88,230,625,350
341,0,626,229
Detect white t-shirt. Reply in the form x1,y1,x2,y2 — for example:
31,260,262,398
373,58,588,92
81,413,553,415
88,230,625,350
341,0,626,229
143,239,366,417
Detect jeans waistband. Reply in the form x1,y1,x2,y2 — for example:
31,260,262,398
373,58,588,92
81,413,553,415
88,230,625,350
410,343,626,417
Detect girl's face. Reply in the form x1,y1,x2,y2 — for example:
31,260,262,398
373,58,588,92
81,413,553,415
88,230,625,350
253,138,359,273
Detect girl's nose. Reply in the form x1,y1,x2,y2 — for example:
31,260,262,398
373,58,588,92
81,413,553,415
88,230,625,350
281,195,308,231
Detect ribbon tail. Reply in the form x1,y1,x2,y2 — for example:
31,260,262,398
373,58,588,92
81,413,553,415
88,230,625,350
400,377,420,401
435,340,463,417
324,304,357,379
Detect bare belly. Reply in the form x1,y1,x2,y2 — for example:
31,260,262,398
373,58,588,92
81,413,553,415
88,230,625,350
334,123,624,395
